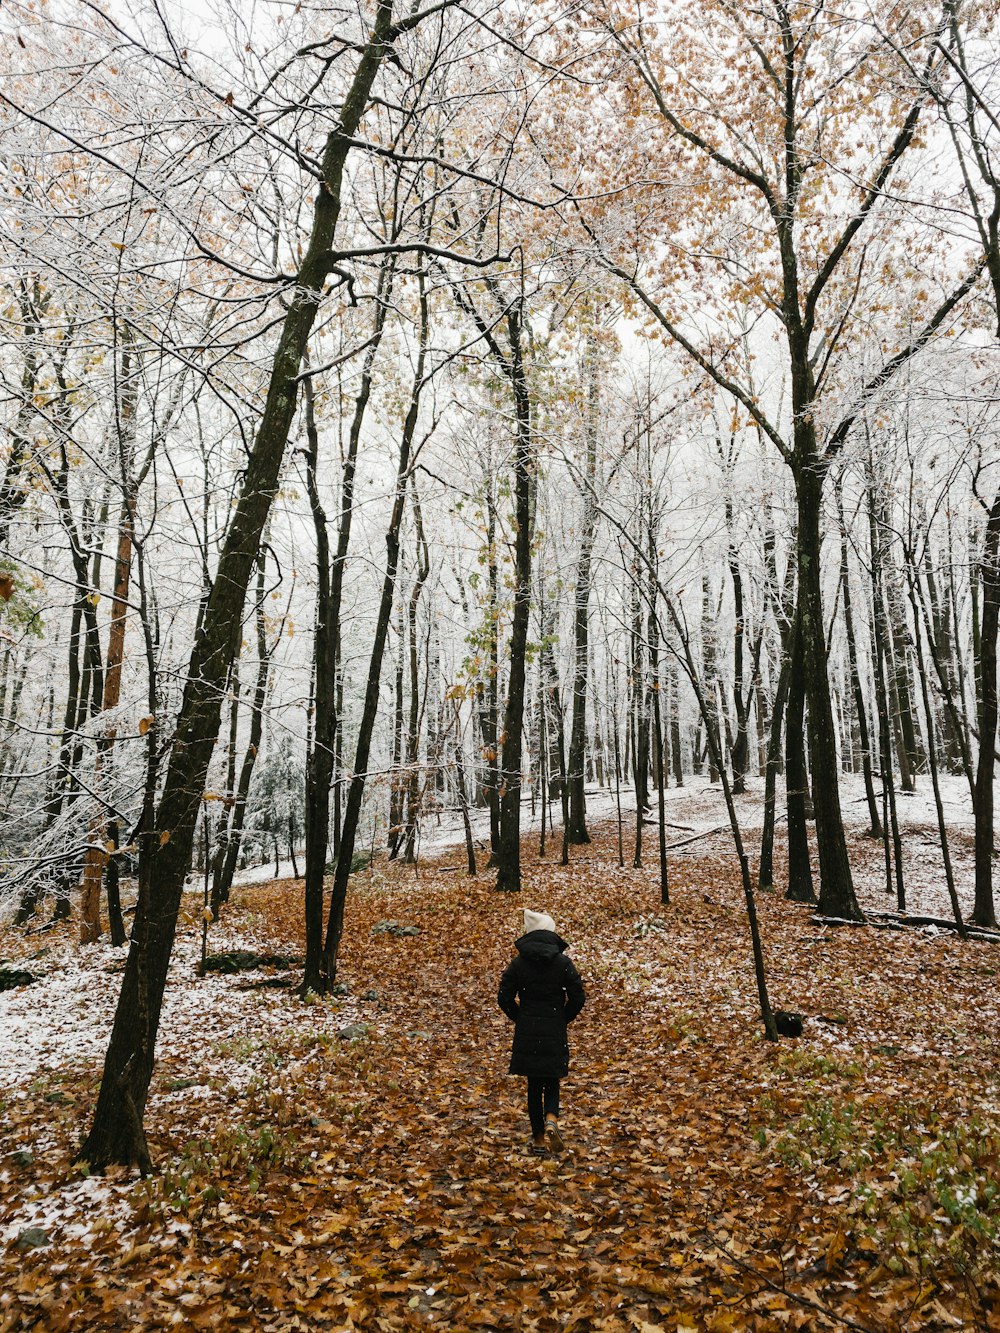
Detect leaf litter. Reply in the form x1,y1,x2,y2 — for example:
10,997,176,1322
1,779,999,1331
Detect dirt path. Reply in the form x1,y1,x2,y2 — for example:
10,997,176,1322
2,823,999,1330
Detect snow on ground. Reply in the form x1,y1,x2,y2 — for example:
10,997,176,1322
0,772,989,1151
0,770,995,1261
235,771,993,922
0,926,367,1152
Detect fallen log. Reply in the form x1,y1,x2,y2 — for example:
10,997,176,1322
813,913,1000,943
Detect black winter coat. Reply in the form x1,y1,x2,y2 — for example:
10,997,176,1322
497,930,586,1078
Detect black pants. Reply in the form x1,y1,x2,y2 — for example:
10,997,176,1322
526,1077,560,1139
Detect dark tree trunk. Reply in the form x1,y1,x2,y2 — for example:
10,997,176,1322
670,662,683,785
701,573,720,783
911,538,975,793
540,602,566,845
301,373,337,970
211,572,271,917
867,476,906,911
835,480,882,837
647,533,668,905
495,303,534,894
479,482,502,857
973,488,1000,928
104,821,127,948
451,701,477,877
795,464,860,919
322,260,430,978
78,8,408,1169
907,558,965,935
566,525,595,844
387,595,406,860
302,264,392,992
887,570,921,790
726,498,750,794
922,542,966,773
758,652,790,894
567,337,599,844
783,606,815,903
401,493,430,862
630,571,645,867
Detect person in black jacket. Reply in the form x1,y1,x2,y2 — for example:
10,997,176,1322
497,909,586,1153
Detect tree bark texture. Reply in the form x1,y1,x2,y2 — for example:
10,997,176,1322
79,6,407,1168
973,488,1000,928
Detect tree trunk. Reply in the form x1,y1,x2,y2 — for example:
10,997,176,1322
302,263,393,993
452,701,477,876
210,562,272,916
758,652,789,894
401,492,430,862
387,593,406,859
887,567,921,789
973,487,1000,928
79,9,405,1169
648,546,669,905
567,336,599,844
726,499,750,794
835,480,882,837
670,662,683,785
907,559,965,935
701,573,720,783
795,465,860,919
867,475,906,911
922,539,965,773
783,605,815,903
630,570,645,867
495,302,534,894
322,259,430,978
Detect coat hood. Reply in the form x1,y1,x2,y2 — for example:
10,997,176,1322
515,928,569,962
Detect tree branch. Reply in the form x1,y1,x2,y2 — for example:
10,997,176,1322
824,256,986,461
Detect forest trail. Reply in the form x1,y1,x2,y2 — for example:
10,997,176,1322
2,820,1000,1331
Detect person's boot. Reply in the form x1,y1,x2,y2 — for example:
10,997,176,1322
529,1136,547,1156
545,1116,564,1151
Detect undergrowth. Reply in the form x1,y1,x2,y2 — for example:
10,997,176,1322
754,1056,1000,1280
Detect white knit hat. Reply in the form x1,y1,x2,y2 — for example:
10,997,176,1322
523,909,556,934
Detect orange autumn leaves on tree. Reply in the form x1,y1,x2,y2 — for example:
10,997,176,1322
541,0,964,389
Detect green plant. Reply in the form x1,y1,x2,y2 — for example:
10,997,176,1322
133,1118,300,1220
754,1088,1000,1279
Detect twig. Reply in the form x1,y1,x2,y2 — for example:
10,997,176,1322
697,1230,880,1333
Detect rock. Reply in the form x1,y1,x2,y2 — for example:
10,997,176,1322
14,1227,50,1251
200,951,301,974
330,982,351,997
238,976,294,991
774,1010,804,1038
337,1024,369,1041
407,1030,433,1041
372,921,421,938
9,1149,33,1169
0,969,36,992
360,989,379,1001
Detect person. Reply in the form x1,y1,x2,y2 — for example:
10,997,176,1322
497,909,586,1154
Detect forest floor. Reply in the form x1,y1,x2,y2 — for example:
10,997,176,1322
2,783,1000,1332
